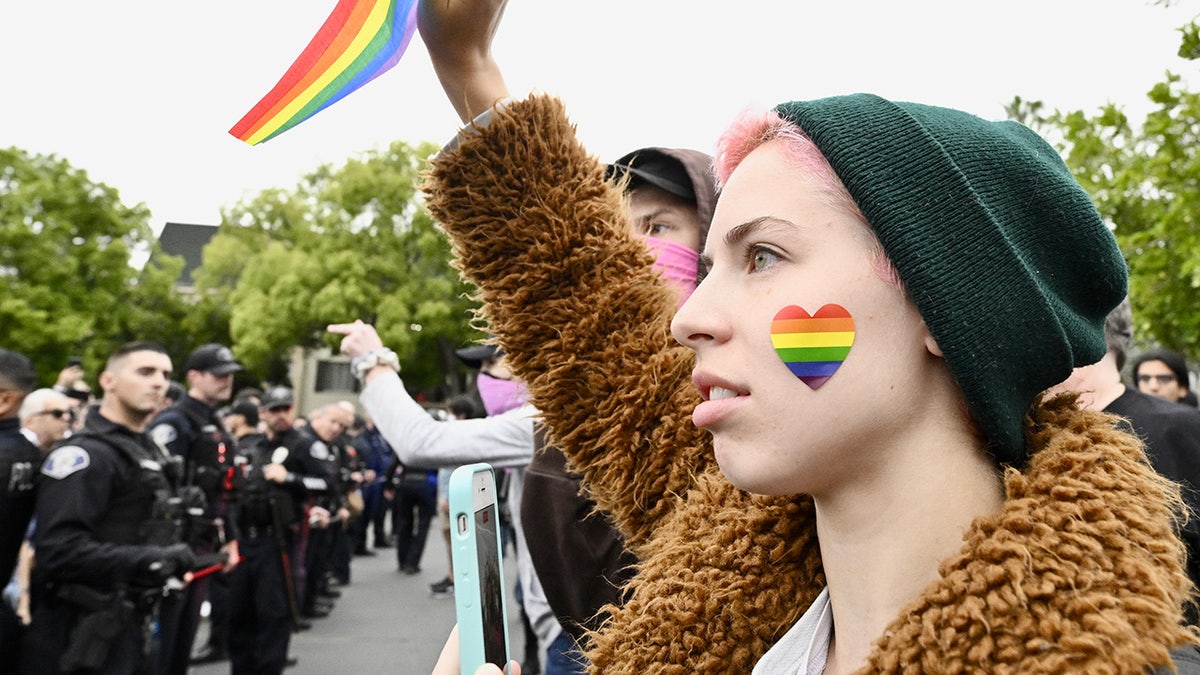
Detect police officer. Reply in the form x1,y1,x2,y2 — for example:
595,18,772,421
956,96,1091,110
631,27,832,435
227,387,329,674
297,403,353,618
21,342,197,674
147,344,243,672
0,349,42,673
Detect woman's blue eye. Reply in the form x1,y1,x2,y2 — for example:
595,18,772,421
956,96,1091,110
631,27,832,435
751,247,779,271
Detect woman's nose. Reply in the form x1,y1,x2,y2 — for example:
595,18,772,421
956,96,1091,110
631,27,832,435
670,277,729,349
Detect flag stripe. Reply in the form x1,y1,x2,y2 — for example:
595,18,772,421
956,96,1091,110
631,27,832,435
774,346,853,363
230,0,418,145
770,331,855,349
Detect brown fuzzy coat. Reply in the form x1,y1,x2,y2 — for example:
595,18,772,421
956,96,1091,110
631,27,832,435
424,95,1197,673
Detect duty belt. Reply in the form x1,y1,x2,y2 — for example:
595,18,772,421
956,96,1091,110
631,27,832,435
241,524,277,539
54,582,161,614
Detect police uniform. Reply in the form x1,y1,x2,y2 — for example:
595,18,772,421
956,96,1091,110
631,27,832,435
1,417,41,674
0,418,40,595
227,426,328,674
21,407,195,674
386,454,438,574
297,428,341,616
331,436,365,583
148,393,240,674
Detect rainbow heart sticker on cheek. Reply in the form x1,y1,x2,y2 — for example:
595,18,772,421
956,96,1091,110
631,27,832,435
770,304,856,389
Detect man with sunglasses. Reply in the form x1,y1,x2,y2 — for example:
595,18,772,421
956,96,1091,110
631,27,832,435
1132,348,1196,407
18,389,75,452
1049,298,1200,624
227,386,331,673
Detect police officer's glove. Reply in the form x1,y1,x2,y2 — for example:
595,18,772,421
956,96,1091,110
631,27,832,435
147,543,197,582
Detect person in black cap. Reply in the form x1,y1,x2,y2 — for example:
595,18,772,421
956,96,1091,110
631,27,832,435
227,385,327,673
148,343,244,671
224,399,263,444
606,148,714,290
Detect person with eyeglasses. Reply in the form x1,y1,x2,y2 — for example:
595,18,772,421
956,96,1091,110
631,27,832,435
18,389,75,452
1048,298,1200,625
1133,348,1196,407
8,389,74,665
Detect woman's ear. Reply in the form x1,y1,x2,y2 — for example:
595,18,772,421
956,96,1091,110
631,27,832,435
923,325,943,358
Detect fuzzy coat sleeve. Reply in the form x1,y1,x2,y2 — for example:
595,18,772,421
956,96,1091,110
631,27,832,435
423,95,714,553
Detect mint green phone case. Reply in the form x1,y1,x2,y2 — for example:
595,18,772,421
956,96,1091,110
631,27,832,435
448,463,511,674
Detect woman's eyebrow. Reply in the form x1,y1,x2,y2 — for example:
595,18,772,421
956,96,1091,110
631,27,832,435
724,216,794,250
699,216,796,267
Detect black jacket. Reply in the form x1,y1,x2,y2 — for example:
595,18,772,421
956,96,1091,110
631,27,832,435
0,417,41,585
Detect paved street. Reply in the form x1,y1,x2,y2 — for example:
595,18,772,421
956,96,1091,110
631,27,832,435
191,532,526,674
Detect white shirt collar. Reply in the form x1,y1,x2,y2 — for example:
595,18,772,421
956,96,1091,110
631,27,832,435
19,427,39,446
752,586,833,675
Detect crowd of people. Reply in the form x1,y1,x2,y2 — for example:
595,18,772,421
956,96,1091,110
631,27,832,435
0,339,488,674
7,0,1200,673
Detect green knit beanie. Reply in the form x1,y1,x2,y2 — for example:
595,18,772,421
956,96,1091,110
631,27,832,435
774,94,1127,466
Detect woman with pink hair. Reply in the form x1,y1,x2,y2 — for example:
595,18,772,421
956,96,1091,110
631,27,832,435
420,1,1200,673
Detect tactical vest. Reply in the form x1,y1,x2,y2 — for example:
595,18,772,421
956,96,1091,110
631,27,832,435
71,430,181,548
236,436,297,530
174,402,241,498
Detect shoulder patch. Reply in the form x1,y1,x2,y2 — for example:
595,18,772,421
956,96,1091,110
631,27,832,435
42,446,91,480
271,446,290,464
310,440,330,461
150,424,178,450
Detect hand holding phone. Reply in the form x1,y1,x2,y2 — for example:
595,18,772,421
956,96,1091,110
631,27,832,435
430,626,521,675
448,463,511,674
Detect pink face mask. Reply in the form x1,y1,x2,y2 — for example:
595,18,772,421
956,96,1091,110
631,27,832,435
476,372,528,416
646,237,700,306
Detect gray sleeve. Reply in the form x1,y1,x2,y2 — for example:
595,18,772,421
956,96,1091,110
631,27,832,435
359,371,535,469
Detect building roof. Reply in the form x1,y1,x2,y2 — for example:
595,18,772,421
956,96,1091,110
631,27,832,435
156,221,218,286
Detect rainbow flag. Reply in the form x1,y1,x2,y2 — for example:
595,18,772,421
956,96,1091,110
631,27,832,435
770,304,856,389
230,0,418,145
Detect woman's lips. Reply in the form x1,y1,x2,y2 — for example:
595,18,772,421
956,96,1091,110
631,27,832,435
691,376,748,428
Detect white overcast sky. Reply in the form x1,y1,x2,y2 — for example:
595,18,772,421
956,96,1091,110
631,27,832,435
1,1,1195,234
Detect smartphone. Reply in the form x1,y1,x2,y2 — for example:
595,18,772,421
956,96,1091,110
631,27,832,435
448,463,511,674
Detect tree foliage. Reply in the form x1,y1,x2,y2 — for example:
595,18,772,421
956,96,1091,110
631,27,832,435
0,147,189,383
1010,15,1200,360
194,140,480,390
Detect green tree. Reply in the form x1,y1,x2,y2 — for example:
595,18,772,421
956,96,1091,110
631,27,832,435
1010,15,1200,359
194,140,480,391
0,147,189,383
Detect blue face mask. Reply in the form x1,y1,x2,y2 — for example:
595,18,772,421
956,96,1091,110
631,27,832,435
477,372,528,416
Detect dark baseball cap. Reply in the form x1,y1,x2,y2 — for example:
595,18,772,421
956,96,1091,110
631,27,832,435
184,344,244,376
261,386,294,410
455,343,502,370
228,399,260,426
605,148,697,201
